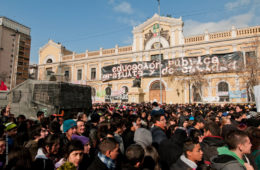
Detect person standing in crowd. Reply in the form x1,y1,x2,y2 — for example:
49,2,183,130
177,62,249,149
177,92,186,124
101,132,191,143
56,139,84,170
211,130,254,170
134,127,153,149
122,144,144,170
33,134,60,170
111,118,125,154
88,137,119,170
200,122,225,166
158,128,187,170
1,105,11,123
77,120,86,136
151,102,164,116
143,145,161,170
188,116,205,137
122,115,141,151
71,135,92,170
4,122,17,152
60,119,77,155
36,111,45,124
151,114,167,147
77,112,88,122
170,138,203,170
25,124,49,161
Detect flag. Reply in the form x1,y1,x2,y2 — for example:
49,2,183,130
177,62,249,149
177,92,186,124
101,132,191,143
0,81,8,91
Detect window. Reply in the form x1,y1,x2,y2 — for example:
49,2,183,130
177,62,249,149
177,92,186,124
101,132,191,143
77,69,82,80
91,68,96,80
105,87,111,102
245,51,256,65
65,70,69,77
218,82,229,102
46,68,53,76
46,59,53,63
151,54,163,61
192,85,202,102
121,86,129,102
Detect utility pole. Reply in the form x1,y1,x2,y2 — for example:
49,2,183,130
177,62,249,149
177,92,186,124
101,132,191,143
158,0,162,104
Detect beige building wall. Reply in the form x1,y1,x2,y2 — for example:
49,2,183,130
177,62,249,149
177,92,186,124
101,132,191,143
38,14,260,104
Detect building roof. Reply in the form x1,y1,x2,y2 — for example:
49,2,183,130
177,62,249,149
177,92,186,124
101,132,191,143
0,16,31,36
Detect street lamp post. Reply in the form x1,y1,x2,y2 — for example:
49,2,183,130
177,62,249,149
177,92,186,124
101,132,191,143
157,0,162,104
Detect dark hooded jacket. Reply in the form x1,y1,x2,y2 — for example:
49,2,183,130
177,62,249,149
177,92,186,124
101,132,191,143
158,128,187,170
150,125,167,148
200,136,225,164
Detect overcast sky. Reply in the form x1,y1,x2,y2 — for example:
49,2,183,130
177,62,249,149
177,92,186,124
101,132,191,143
1,0,259,64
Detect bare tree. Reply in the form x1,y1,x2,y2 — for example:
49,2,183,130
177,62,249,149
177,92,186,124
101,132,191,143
236,37,260,102
170,66,208,103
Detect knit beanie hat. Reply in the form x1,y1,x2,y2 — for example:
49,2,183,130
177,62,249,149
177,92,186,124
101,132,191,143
134,128,152,149
63,119,77,133
5,122,17,131
71,135,89,145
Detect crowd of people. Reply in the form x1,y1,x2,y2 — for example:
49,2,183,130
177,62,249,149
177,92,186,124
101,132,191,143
0,102,259,170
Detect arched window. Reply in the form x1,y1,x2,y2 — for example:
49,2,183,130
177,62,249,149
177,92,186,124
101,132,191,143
192,85,202,102
121,86,128,94
105,87,111,102
150,81,165,90
121,86,128,102
46,59,53,63
105,87,111,95
218,82,229,102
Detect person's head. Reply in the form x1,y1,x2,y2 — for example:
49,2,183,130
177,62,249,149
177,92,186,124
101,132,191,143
152,102,158,108
77,112,87,122
144,145,159,163
49,121,61,134
5,122,17,137
125,144,144,168
225,130,252,154
71,135,91,154
236,105,244,113
65,140,84,167
99,137,119,160
0,138,6,155
44,134,60,155
76,120,85,135
152,114,166,130
63,119,77,138
183,139,203,163
182,119,189,128
193,116,205,130
221,117,231,127
111,118,124,135
189,129,203,142
30,124,49,140
37,111,45,121
134,128,152,149
17,115,26,124
204,122,220,137
234,112,247,122
4,105,11,116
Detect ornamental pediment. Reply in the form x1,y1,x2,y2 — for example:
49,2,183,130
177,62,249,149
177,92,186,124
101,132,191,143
132,13,183,34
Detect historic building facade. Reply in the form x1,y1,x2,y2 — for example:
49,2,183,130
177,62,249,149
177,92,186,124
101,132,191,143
38,14,260,104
